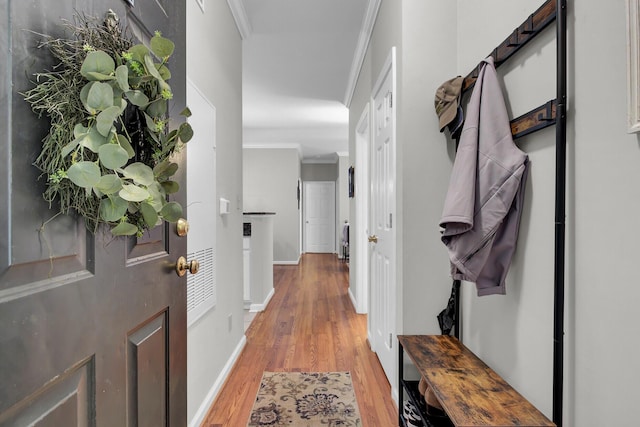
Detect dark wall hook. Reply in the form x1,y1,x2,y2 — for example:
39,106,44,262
507,28,520,47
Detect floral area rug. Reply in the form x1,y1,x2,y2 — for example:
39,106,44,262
248,371,362,426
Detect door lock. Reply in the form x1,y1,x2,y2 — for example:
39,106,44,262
176,218,190,237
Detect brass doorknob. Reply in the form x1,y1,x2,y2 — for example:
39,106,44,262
368,235,378,243
175,256,200,277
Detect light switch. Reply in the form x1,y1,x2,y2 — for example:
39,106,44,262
219,198,230,215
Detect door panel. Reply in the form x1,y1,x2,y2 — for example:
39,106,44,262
0,1,187,425
127,313,168,427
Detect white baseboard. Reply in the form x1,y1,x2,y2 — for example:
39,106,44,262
249,287,275,312
188,335,247,427
273,255,300,265
348,288,357,312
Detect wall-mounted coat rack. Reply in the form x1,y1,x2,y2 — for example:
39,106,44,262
449,0,567,425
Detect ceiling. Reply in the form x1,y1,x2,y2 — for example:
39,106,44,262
236,0,371,163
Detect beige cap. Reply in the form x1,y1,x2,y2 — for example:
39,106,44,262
434,76,464,132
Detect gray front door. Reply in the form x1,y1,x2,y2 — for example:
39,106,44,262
0,0,187,425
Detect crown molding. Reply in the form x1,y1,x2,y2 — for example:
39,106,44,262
343,0,382,107
226,0,252,40
243,143,302,157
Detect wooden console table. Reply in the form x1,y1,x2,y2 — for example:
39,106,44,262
398,335,555,427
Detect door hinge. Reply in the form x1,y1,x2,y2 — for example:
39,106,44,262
389,333,393,349
389,213,392,228
389,93,393,108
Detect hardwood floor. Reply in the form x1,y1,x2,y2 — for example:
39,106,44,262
201,253,398,426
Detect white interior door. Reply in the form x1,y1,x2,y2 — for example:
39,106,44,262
369,48,397,392
304,181,336,253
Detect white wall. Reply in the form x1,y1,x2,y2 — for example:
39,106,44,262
186,1,244,425
244,148,301,263
351,0,640,425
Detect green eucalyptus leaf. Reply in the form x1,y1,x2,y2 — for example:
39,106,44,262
150,34,175,59
157,64,171,81
119,184,150,202
61,138,80,158
95,174,123,194
125,90,149,108
96,105,122,137
76,125,108,153
81,51,115,80
146,99,167,118
161,180,179,194
178,122,194,143
112,86,123,104
116,134,135,158
127,44,149,63
83,72,115,81
158,79,171,95
122,162,155,186
180,107,192,118
140,202,159,228
146,183,164,211
111,221,139,236
67,161,101,188
153,161,179,180
143,112,157,130
73,123,89,138
99,195,128,222
80,82,97,114
115,65,130,91
144,54,163,80
159,201,183,222
98,144,129,170
86,82,114,112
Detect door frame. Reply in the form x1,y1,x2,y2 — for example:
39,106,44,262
354,104,370,315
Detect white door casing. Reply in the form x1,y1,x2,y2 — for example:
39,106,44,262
304,181,336,253
186,79,217,326
355,104,371,315
369,47,397,395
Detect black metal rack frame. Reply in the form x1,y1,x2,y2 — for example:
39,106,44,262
450,0,567,425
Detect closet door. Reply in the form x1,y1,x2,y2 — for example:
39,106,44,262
369,47,397,388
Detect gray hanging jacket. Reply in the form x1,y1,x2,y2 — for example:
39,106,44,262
439,57,529,296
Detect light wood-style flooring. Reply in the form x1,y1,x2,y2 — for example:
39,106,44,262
201,253,397,426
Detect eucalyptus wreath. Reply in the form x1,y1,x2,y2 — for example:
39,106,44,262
23,11,193,236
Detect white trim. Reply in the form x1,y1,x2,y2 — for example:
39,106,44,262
249,287,274,312
226,0,252,40
188,335,247,427
343,0,382,107
243,143,303,159
348,288,358,313
274,259,300,265
354,103,370,315
628,0,640,132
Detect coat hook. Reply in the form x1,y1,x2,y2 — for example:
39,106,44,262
521,14,535,34
537,100,555,121
507,29,520,47
492,47,500,64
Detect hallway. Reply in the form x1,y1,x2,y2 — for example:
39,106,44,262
201,253,397,426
